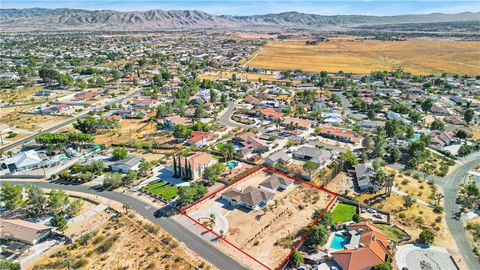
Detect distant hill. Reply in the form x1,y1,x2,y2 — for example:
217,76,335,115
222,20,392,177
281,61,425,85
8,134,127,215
1,8,479,31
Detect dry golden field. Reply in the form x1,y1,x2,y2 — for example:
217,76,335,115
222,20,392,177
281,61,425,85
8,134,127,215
247,38,480,75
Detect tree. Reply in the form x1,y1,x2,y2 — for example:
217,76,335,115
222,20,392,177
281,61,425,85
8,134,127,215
421,98,433,113
210,89,217,103
390,147,402,163
52,215,68,232
138,158,152,176
290,249,304,267
178,184,208,206
194,104,207,119
73,116,99,134
312,208,333,227
433,193,444,206
408,110,422,123
418,229,435,245
0,259,20,270
0,183,23,211
403,195,415,208
305,225,328,249
352,213,361,223
372,261,393,270
430,119,444,131
455,129,468,140
202,163,226,185
303,160,318,179
173,124,192,140
48,190,69,214
25,184,47,217
122,170,138,186
112,146,128,161
103,172,123,189
123,202,131,214
339,151,359,170
39,65,59,83
464,108,475,124
66,199,83,217
217,142,235,162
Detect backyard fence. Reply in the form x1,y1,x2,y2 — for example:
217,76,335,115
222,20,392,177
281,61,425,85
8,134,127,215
337,196,391,224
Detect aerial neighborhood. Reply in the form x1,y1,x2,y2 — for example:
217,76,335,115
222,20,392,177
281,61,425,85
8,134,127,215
1,5,480,270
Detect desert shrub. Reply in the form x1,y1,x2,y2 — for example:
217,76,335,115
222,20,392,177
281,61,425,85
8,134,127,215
433,205,444,213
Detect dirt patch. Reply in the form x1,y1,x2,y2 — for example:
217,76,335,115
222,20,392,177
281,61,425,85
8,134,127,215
31,215,216,270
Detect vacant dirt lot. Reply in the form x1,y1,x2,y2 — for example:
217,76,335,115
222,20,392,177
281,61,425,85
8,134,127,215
247,38,480,75
186,170,333,269
31,215,215,270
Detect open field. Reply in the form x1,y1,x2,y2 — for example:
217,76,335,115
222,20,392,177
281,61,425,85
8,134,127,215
247,38,480,75
185,170,333,269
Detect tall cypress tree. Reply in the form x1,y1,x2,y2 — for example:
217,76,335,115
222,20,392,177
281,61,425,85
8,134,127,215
173,155,178,177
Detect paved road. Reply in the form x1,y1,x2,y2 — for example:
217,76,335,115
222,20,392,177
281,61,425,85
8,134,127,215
3,181,248,270
0,89,142,152
388,152,480,270
441,152,480,270
218,101,243,128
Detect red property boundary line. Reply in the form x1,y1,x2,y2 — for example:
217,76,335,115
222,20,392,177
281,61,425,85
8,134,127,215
180,165,339,270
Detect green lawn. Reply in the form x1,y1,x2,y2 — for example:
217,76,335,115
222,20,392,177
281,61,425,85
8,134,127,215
331,203,357,223
375,224,409,241
144,181,178,200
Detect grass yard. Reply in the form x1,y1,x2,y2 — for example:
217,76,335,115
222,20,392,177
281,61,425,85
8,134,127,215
247,38,480,75
144,181,178,200
331,202,357,223
375,224,409,241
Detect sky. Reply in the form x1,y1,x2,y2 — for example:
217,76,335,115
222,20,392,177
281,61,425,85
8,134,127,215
1,0,480,16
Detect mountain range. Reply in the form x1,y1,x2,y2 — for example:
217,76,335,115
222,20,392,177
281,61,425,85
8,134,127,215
1,8,479,31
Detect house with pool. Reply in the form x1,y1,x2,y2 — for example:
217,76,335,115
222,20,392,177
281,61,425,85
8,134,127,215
325,222,395,270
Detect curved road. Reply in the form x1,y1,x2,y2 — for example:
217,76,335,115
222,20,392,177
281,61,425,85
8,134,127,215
3,181,247,270
442,152,480,270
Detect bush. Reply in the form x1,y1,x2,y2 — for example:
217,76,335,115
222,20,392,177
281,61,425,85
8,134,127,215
418,229,435,245
72,258,88,269
398,213,406,218
96,235,118,254
433,205,444,213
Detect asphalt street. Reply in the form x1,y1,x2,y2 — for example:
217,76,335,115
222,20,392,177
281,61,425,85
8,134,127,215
3,181,248,270
0,89,142,153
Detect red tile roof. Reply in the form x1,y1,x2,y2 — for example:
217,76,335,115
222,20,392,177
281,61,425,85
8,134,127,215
332,222,393,270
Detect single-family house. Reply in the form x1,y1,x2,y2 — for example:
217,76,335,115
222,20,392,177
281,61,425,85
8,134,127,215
318,127,361,144
133,98,157,109
162,115,191,130
222,186,274,210
282,117,311,130
265,149,291,167
430,130,454,148
259,175,294,192
331,222,394,270
175,152,217,180
2,150,46,173
111,156,142,173
186,131,211,147
0,219,53,245
354,164,376,192
293,145,335,169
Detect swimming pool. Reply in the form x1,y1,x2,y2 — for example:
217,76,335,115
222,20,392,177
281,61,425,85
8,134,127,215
330,234,347,250
227,161,239,169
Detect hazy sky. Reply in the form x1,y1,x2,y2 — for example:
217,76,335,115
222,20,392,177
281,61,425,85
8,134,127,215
2,0,480,16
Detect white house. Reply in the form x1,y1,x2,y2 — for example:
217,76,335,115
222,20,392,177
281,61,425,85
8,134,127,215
2,150,46,173
111,156,142,173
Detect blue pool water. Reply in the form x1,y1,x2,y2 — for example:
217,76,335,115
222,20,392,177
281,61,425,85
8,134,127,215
330,234,347,250
227,161,238,169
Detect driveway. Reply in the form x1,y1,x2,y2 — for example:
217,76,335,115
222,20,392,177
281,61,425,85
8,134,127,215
396,244,457,270
189,199,231,234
